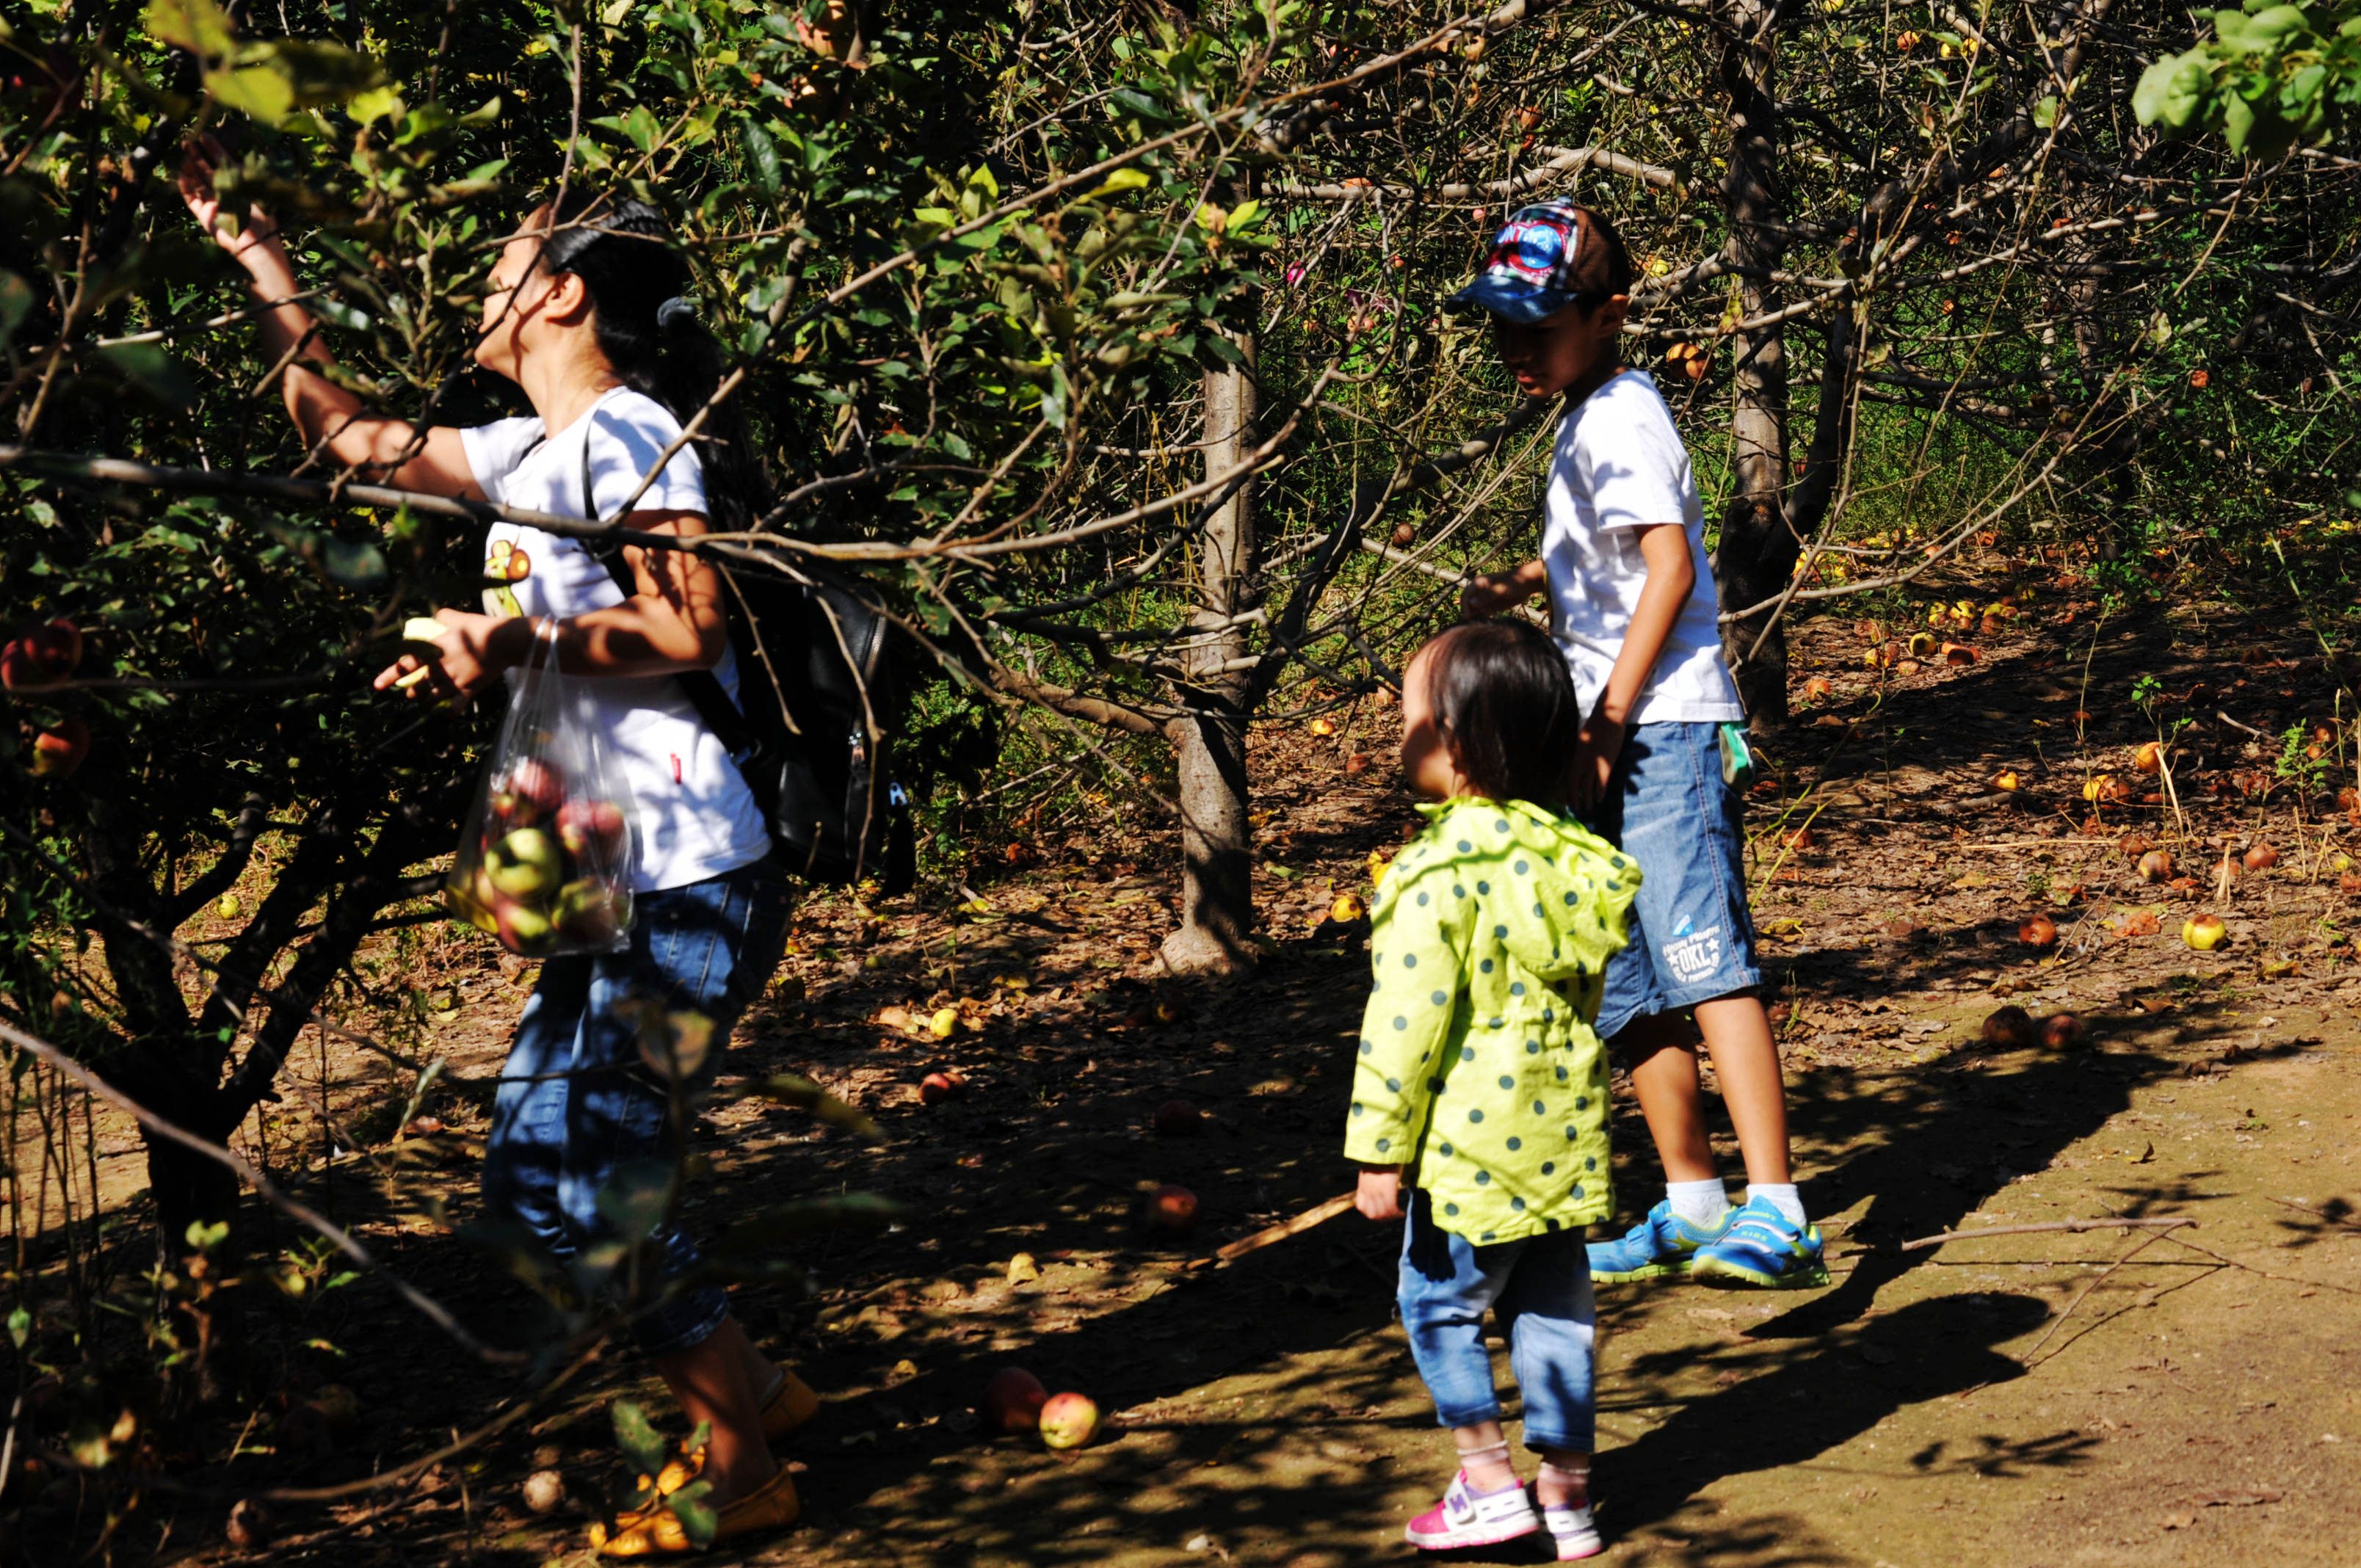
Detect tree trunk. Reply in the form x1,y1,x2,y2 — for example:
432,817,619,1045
1161,341,1259,976
1709,0,1796,730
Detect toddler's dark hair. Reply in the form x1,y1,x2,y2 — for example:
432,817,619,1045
1423,619,1583,807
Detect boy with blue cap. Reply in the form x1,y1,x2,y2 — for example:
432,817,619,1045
1453,200,1828,1292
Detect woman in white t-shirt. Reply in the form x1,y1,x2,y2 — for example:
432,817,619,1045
183,159,804,1551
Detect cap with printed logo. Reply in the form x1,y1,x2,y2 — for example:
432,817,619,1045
1447,201,1633,324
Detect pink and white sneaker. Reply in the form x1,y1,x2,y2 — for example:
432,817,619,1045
1539,1498,1603,1561
1404,1470,1539,1552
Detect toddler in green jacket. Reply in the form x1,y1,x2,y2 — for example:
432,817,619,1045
1346,618,1641,1559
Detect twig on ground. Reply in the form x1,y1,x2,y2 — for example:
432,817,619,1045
1901,1216,2197,1252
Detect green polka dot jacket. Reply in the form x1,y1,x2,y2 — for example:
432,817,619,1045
1342,796,1642,1244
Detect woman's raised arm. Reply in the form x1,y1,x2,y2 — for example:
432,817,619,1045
177,142,480,500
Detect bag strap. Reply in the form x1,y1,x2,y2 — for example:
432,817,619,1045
578,419,755,755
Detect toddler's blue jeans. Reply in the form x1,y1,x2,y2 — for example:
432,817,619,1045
1398,1186,1597,1452
482,854,793,1355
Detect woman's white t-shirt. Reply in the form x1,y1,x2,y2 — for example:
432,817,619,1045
460,387,771,893
1542,369,1746,725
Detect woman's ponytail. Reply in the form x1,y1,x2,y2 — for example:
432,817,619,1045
532,190,764,533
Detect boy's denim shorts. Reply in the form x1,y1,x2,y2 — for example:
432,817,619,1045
482,853,794,1355
1584,720,1760,1041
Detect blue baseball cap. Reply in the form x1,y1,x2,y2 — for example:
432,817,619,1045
1448,200,1631,324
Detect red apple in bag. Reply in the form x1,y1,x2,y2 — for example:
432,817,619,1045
494,896,556,955
552,879,624,944
556,798,628,865
492,757,565,826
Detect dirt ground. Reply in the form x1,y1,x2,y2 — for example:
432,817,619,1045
17,564,2361,1567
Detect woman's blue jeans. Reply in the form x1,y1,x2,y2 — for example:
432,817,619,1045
482,854,793,1355
1399,1187,1597,1452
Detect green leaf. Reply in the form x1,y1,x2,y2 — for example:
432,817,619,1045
2034,95,2059,129
732,1072,882,1139
1087,167,1152,199
207,63,295,125
711,1194,907,1257
145,0,236,56
610,1398,670,1481
666,1481,718,1547
592,1158,677,1246
742,120,783,195
95,344,197,413
7,1307,28,1349
621,106,661,153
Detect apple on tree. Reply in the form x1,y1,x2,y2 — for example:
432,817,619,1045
0,618,81,692
26,716,90,778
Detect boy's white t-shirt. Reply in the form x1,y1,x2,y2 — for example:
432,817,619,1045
460,387,772,893
1542,369,1746,725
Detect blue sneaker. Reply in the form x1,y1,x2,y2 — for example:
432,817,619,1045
1586,1199,1733,1284
1690,1196,1831,1289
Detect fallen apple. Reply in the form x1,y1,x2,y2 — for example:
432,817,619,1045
27,718,89,778
1039,1391,1100,1451
556,798,628,863
1992,770,2020,791
1368,851,1392,888
217,893,242,919
488,828,563,897
1782,827,1815,852
1908,631,1937,658
919,1070,968,1104
1143,1183,1199,1237
2137,849,2174,883
1801,676,1833,703
2041,1012,2084,1050
2083,774,2113,804
2119,832,2153,858
929,1005,960,1039
1153,1099,1202,1138
1308,717,1335,737
1344,752,1371,775
1981,1005,2037,1050
2133,741,2162,774
1328,892,1367,923
1941,642,1976,667
2182,913,2227,951
979,1368,1048,1434
522,1469,566,1516
2018,912,2057,948
2243,842,2278,871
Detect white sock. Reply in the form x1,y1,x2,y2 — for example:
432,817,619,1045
1665,1179,1730,1227
1747,1183,1807,1227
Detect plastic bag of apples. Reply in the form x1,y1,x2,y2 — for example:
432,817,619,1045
445,627,638,957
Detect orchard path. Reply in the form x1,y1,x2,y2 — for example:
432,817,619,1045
79,569,2361,1567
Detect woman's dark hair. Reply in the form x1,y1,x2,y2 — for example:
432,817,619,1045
527,189,764,531
1423,618,1583,807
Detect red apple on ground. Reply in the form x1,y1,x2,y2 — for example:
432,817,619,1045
1153,1100,1201,1138
2137,849,2174,883
2042,1013,2084,1049
0,618,80,690
2244,842,2278,872
1144,1183,1199,1238
1980,1005,2037,1049
2018,913,2057,948
1038,1392,1100,1451
979,1368,1048,1434
27,717,89,778
920,1070,967,1105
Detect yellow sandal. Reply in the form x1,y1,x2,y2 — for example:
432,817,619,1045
590,1467,799,1557
757,1365,819,1441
